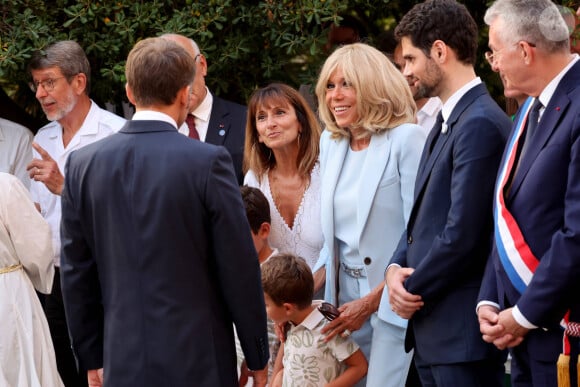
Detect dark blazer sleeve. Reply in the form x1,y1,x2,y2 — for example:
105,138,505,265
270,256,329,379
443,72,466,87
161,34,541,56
60,151,105,371
404,110,508,303
516,99,580,327
478,251,499,305
390,230,409,267
204,147,269,370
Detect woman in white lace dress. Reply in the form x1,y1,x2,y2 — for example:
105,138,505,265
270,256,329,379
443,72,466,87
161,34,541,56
243,83,324,290
0,172,63,387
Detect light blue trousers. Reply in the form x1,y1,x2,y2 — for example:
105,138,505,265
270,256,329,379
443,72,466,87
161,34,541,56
338,264,412,387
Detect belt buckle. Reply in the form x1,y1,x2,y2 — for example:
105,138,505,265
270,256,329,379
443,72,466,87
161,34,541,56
342,263,364,278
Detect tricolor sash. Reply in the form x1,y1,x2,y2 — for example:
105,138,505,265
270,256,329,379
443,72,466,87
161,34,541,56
494,98,574,384
494,97,537,294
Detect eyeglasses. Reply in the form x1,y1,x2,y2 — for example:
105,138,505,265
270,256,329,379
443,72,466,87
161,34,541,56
484,41,536,66
484,47,508,66
29,76,66,93
318,302,341,321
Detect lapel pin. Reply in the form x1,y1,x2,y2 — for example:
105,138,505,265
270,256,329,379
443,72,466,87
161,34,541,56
556,107,561,111
441,123,448,134
219,129,226,136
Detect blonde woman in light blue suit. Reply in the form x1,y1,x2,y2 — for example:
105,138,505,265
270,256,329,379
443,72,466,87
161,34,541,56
313,43,426,387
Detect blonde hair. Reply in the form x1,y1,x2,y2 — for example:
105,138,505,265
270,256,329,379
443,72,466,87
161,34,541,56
315,43,416,139
243,83,321,183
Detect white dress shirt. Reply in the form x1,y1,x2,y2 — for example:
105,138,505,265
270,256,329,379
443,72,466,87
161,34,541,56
30,101,126,266
178,87,213,141
416,97,443,134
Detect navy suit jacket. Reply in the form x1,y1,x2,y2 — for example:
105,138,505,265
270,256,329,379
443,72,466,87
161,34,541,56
206,96,247,185
390,83,511,364
479,61,580,361
60,120,268,386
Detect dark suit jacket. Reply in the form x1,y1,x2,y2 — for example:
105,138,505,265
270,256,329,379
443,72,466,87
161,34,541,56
60,120,268,387
390,83,511,364
479,61,580,362
206,96,247,185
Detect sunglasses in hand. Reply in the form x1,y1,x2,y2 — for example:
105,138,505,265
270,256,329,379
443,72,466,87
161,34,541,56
318,302,341,321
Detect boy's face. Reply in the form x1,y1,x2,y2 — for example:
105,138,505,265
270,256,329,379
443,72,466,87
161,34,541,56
263,293,288,325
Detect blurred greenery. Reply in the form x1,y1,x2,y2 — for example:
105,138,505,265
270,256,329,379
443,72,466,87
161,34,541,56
0,0,575,126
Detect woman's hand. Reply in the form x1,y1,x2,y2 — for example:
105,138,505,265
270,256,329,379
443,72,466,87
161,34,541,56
320,297,373,341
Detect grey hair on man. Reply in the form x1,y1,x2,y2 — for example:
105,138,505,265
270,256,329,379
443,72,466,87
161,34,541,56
485,0,570,53
28,40,92,94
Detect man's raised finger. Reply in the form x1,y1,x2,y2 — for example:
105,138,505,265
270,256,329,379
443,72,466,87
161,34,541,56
32,142,54,161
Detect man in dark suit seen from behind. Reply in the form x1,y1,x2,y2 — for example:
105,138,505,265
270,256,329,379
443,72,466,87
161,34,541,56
385,1,511,386
60,37,269,387
478,1,580,386
162,33,247,185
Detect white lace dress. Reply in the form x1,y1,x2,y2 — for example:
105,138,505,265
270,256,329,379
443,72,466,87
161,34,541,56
0,173,63,387
244,164,323,270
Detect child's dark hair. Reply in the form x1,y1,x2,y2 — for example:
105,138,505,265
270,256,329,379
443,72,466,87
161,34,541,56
240,185,271,234
261,253,314,309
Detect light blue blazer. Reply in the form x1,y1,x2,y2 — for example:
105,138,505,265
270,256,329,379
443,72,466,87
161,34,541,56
316,122,426,328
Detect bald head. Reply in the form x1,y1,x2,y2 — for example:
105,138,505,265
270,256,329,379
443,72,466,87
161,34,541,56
161,34,199,60
160,33,208,112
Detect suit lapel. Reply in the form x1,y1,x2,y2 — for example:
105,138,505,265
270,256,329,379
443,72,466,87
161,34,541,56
320,136,348,252
508,89,571,198
357,132,392,232
205,97,229,145
413,84,487,199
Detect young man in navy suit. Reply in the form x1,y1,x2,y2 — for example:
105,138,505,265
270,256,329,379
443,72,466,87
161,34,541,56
385,1,512,385
162,33,247,185
60,37,269,387
478,1,580,386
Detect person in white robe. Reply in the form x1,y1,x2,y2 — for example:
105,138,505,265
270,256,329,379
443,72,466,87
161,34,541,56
0,172,63,387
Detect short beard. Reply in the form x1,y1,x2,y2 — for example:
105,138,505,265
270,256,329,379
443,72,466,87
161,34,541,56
45,90,77,122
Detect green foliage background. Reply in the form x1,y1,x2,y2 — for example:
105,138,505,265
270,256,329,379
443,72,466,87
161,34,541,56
0,0,555,123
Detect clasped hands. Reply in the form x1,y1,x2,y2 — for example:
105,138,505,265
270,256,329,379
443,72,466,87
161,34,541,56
477,305,528,350
385,266,423,319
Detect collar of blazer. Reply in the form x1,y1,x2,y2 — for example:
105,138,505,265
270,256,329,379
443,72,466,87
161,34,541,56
120,120,177,134
508,61,580,198
414,84,488,195
320,129,394,246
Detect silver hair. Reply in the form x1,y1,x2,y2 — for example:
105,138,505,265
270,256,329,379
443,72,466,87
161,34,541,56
28,40,91,95
485,0,569,53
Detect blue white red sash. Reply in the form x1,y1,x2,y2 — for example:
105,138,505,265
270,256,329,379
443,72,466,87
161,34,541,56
494,97,537,294
494,97,571,347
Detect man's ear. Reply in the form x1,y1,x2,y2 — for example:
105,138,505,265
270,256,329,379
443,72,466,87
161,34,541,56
125,83,136,105
431,39,447,63
518,41,535,66
197,54,208,77
180,85,192,108
73,72,88,95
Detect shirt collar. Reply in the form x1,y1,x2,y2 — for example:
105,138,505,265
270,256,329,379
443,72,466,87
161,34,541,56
441,77,482,122
419,97,443,117
537,54,580,108
132,110,178,129
192,87,213,122
291,302,325,331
